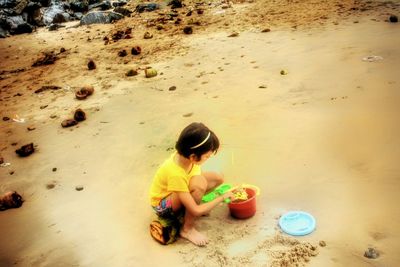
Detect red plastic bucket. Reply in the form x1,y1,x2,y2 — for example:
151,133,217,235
228,187,257,219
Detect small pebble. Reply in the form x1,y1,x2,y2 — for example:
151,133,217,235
75,186,84,191
319,240,326,247
169,86,177,91
389,15,398,23
52,167,57,172
364,247,379,259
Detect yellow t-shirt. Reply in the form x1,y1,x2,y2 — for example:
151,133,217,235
149,152,201,207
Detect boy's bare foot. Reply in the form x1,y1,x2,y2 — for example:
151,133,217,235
180,227,209,246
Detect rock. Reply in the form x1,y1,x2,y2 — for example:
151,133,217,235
61,119,78,127
145,68,157,78
80,11,123,25
112,0,126,7
113,7,131,16
319,240,326,247
0,191,24,210
118,49,127,57
135,3,159,13
2,116,10,121
32,52,57,66
75,85,94,100
70,0,89,12
52,167,57,172
75,185,84,191
143,31,152,39
131,46,141,55
228,32,239,37
261,28,271,32
52,12,70,24
389,15,398,23
15,143,34,157
169,0,182,9
126,69,138,76
364,248,379,259
169,86,176,91
74,108,86,122
88,0,111,11
183,26,192,34
280,69,288,75
0,25,8,38
0,156,3,164
87,59,96,70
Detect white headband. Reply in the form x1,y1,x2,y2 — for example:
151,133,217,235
190,132,211,149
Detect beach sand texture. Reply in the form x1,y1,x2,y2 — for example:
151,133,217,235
1,0,400,266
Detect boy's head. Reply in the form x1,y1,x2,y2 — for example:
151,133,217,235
175,122,219,163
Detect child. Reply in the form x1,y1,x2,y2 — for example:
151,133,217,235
149,122,234,246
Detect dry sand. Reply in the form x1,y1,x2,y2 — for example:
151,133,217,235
1,0,400,266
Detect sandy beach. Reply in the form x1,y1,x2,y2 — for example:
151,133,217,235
1,0,400,266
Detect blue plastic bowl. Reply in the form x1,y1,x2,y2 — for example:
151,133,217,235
278,211,316,236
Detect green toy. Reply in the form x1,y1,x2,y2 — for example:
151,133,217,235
202,183,233,203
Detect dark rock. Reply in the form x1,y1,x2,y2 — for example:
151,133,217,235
126,69,138,76
118,49,127,57
169,86,176,91
88,59,96,70
74,108,86,122
135,3,159,13
113,7,131,16
389,15,398,23
15,143,34,157
0,26,8,38
52,12,70,23
13,22,33,33
2,116,10,121
169,0,182,9
32,52,57,67
60,47,66,53
183,26,192,34
131,46,141,55
88,0,111,11
112,0,126,7
80,11,123,25
34,85,61,93
52,167,57,172
75,185,84,191
48,23,64,31
70,0,89,12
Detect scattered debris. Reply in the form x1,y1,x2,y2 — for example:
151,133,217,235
145,68,158,78
0,191,24,211
34,85,62,94
75,85,94,100
15,143,34,157
364,247,379,259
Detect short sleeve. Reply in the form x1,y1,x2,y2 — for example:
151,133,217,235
167,175,189,192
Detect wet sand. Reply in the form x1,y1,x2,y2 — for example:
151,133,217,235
1,1,400,266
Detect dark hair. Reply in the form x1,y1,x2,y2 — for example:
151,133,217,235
175,122,220,160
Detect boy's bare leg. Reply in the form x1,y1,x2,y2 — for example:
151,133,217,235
202,171,224,192
180,175,209,246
